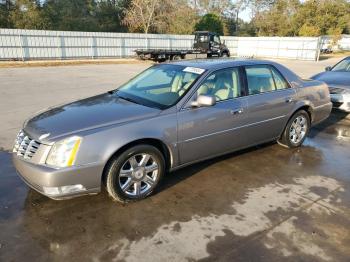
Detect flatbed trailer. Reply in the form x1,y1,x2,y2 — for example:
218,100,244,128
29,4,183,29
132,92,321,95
135,31,230,63
135,49,201,62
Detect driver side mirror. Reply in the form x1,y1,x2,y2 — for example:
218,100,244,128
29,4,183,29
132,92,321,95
191,95,216,108
325,66,332,71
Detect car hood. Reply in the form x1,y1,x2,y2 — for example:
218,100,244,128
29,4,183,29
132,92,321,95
311,71,350,88
24,93,161,142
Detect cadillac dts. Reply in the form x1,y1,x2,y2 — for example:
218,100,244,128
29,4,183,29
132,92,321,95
13,59,332,202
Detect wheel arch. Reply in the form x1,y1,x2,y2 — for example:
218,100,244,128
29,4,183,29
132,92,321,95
279,104,313,139
102,138,172,183
293,105,313,123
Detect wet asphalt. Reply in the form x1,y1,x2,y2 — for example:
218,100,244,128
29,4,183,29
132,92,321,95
0,59,350,261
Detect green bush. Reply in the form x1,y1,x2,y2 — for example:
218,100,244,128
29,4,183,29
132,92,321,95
195,13,224,35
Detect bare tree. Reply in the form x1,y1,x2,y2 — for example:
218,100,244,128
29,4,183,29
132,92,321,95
123,0,198,34
250,0,276,16
232,0,249,33
122,0,159,33
195,0,231,15
156,0,198,34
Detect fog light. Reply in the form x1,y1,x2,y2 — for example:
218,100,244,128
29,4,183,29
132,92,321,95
43,186,60,196
61,184,85,194
43,184,86,196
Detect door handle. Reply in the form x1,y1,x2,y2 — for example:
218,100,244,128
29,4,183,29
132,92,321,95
285,97,293,103
230,108,244,115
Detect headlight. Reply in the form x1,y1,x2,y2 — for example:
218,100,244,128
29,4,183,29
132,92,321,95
46,136,82,168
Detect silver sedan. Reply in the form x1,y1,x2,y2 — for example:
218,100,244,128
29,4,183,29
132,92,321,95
13,59,332,202
311,56,350,112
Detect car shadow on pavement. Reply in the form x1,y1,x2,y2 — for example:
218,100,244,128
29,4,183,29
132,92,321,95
157,142,275,195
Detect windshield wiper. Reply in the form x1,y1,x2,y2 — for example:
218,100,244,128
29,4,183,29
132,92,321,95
115,91,140,105
112,90,164,109
120,96,138,104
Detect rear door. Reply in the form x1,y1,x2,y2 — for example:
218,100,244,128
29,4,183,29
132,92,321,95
243,65,296,144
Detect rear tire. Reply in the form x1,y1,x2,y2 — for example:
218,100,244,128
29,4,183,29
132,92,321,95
104,145,165,203
278,110,310,148
172,55,181,60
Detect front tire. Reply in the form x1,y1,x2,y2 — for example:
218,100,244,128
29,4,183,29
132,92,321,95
278,110,310,148
221,52,229,57
104,145,165,203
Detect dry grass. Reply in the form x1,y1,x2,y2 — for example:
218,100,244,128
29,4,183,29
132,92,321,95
320,50,350,60
0,58,153,68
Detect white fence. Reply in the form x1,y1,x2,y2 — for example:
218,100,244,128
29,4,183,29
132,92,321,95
0,29,193,60
319,35,350,51
234,37,319,60
0,28,321,61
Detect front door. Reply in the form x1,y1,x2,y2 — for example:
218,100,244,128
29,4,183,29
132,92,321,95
177,67,249,165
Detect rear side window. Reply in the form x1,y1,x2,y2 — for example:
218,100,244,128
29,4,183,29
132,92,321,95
271,68,289,90
245,65,289,95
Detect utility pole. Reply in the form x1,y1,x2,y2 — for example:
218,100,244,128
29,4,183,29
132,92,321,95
6,0,11,10
236,9,239,35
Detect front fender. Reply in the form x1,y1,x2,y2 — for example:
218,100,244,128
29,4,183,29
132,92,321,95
74,112,178,168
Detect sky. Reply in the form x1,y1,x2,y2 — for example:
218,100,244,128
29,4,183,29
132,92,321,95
240,8,252,22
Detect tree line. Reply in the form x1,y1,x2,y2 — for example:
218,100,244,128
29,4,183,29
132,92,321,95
0,0,349,37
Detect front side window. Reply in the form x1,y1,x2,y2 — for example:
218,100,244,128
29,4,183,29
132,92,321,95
116,64,202,109
213,35,220,44
196,68,242,102
245,65,288,95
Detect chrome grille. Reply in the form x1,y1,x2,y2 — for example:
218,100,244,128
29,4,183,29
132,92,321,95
13,130,41,160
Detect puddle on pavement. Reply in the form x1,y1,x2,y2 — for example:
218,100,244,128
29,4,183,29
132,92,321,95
317,124,350,140
95,176,344,261
311,112,350,140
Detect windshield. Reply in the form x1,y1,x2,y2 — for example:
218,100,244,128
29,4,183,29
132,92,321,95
195,34,208,43
332,59,350,72
116,64,204,109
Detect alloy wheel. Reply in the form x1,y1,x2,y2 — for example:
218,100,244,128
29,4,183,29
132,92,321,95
289,115,308,144
118,154,159,196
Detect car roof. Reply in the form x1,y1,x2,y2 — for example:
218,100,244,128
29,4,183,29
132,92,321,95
167,58,278,71
194,31,214,34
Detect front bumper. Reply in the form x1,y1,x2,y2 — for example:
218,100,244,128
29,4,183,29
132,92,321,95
330,94,350,112
13,155,103,199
